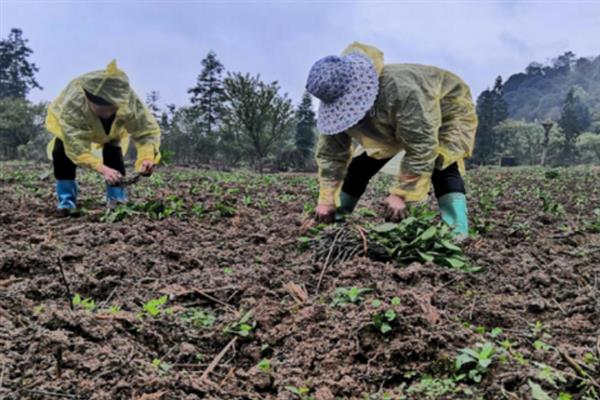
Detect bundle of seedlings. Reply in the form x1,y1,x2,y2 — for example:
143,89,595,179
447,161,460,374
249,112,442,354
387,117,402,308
309,206,477,272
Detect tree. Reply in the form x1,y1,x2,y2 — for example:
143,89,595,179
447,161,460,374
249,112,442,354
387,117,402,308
576,132,600,163
492,119,562,165
0,28,42,99
145,91,161,120
0,97,46,159
222,73,294,173
552,51,576,71
295,91,316,159
187,51,226,138
558,87,591,164
525,62,544,76
473,76,508,164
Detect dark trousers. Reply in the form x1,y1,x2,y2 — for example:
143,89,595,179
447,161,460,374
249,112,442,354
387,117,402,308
53,139,125,180
341,152,465,199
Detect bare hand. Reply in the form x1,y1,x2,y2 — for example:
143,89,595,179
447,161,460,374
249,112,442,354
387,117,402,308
315,203,336,224
384,194,408,222
100,165,123,185
140,160,155,176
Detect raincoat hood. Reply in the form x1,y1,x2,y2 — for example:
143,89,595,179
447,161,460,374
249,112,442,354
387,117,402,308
79,60,131,107
342,42,385,76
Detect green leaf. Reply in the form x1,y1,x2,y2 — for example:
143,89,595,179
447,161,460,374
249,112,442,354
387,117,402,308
417,250,434,262
285,385,301,395
461,348,481,360
490,327,503,338
445,257,466,269
440,240,461,252
257,358,271,372
372,223,397,233
380,323,392,334
391,297,401,306
298,387,310,395
384,309,396,321
528,380,552,400
480,342,495,358
418,226,437,241
455,353,474,369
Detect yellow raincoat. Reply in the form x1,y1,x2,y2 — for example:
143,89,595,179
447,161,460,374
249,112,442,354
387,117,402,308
316,43,477,204
46,60,161,172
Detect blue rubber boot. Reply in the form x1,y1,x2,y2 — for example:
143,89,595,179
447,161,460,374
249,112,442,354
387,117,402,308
56,180,78,210
335,191,359,222
106,185,127,207
438,192,469,239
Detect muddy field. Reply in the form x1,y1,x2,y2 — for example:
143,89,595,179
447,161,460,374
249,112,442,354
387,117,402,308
1,162,599,400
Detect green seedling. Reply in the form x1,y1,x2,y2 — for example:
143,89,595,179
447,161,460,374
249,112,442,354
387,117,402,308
99,304,121,314
101,203,138,223
405,375,461,398
215,200,237,217
331,287,372,307
224,310,255,337
303,202,316,215
528,379,572,400
33,304,45,315
72,294,96,312
535,362,566,388
243,195,253,206
181,309,216,329
192,203,207,218
151,358,172,374
285,385,314,400
583,352,598,366
533,340,553,352
455,342,496,383
279,193,296,202
540,193,565,217
149,173,165,187
142,295,169,317
490,327,503,338
529,320,551,340
585,209,600,233
372,306,396,334
257,358,271,372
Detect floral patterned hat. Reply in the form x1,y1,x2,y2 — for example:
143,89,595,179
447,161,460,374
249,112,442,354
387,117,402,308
306,52,379,135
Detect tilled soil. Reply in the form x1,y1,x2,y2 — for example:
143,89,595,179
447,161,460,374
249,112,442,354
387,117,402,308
1,163,599,399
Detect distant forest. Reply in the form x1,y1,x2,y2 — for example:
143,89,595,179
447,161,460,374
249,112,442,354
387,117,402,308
473,51,600,166
504,52,600,125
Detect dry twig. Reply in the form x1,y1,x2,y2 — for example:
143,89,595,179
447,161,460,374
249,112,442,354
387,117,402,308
200,337,238,383
56,257,73,310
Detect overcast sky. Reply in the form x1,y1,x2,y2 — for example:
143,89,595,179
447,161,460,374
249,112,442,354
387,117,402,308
2,0,600,108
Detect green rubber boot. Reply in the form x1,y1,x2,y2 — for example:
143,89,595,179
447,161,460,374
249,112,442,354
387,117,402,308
438,192,469,240
335,191,359,222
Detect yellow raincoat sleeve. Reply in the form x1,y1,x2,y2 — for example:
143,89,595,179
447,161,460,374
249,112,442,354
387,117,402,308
124,94,161,171
389,88,441,202
315,132,352,205
59,114,103,172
